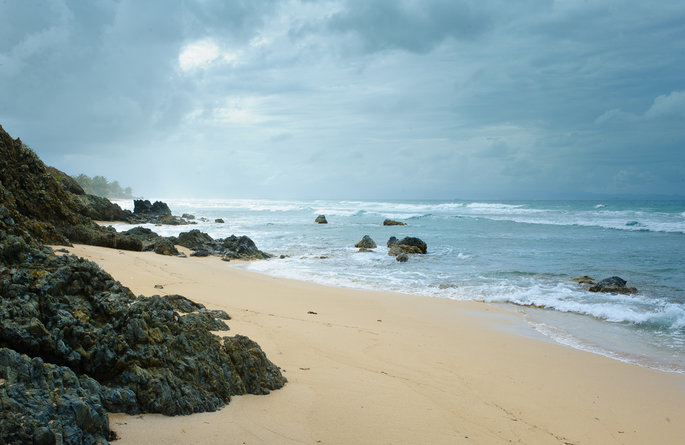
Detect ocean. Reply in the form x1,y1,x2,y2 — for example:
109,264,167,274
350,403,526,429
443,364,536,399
111,198,685,373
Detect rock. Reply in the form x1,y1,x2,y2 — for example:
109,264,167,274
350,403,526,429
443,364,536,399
117,226,178,256
571,276,597,285
46,166,86,195
174,229,215,250
76,194,134,222
0,124,286,437
0,348,111,444
182,213,196,220
354,235,377,249
153,238,179,256
220,235,271,260
215,218,224,223
133,200,171,216
387,236,427,255
315,215,328,224
383,219,406,226
588,276,638,294
396,253,409,262
191,248,212,257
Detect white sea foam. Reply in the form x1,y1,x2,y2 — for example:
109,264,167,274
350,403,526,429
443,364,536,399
528,321,685,373
108,197,685,372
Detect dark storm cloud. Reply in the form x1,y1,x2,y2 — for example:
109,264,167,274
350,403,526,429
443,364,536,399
0,0,683,199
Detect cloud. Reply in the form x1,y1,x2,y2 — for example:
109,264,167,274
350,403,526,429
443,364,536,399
596,90,685,124
179,40,222,70
1,0,685,199
644,90,685,120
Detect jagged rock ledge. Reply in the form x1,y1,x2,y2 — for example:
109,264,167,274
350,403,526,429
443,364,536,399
0,124,285,442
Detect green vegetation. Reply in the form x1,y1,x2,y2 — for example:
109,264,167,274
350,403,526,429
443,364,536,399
75,174,134,198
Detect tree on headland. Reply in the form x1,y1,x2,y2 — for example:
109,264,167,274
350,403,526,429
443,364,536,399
75,173,135,198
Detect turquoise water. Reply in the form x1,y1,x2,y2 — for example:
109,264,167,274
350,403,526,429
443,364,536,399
112,199,685,372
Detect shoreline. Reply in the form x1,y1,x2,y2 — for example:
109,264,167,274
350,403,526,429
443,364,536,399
61,244,685,444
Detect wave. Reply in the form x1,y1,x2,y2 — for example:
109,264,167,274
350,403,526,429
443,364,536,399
529,322,685,373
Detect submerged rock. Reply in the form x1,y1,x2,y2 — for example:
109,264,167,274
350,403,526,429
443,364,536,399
383,219,406,226
396,253,409,262
571,276,597,285
588,276,638,294
315,215,328,224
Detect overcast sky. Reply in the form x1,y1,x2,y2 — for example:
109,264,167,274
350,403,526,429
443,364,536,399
1,0,684,200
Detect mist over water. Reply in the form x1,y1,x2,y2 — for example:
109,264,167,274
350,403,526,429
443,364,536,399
113,198,685,372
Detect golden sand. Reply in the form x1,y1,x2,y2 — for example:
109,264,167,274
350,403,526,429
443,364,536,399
61,244,685,444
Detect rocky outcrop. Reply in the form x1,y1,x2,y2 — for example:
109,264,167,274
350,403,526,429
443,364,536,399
215,218,225,223
171,230,271,260
120,227,179,256
0,348,111,444
588,276,638,294
383,219,406,226
46,166,86,195
220,235,271,260
174,229,215,250
315,215,328,224
387,236,427,256
355,235,377,250
75,194,134,222
0,124,285,442
0,124,139,250
134,199,171,216
129,200,193,225
0,251,285,418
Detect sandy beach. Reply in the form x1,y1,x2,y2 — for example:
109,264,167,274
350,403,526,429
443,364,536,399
60,244,685,445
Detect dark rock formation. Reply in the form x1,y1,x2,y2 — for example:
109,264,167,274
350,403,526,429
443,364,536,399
0,124,139,250
383,219,406,226
220,235,270,260
134,200,171,216
129,200,193,225
76,194,134,222
355,235,377,250
120,227,180,256
46,166,85,195
172,230,271,260
588,276,638,294
182,213,195,220
174,229,215,250
215,218,225,223
315,215,328,224
0,348,110,444
387,236,428,256
0,124,285,442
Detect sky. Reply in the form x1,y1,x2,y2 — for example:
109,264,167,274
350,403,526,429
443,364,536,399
1,0,684,200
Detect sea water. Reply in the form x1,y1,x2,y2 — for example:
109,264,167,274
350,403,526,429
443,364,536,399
111,199,685,372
